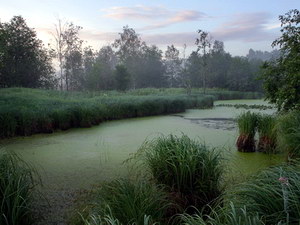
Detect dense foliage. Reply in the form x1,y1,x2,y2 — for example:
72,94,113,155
0,16,54,88
0,15,277,92
261,9,300,111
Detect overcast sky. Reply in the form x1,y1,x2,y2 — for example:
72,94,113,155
0,0,299,56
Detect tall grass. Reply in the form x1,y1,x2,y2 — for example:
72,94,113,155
180,203,265,225
0,88,215,139
84,179,170,225
0,152,35,225
181,163,300,225
227,163,300,224
257,114,277,153
276,111,300,159
134,135,223,212
236,111,259,152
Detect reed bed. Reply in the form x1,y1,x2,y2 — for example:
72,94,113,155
0,88,215,138
236,112,259,152
0,152,35,225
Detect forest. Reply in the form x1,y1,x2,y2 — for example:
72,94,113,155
0,16,279,92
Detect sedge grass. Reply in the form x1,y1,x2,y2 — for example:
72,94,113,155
134,134,223,212
0,152,35,225
257,114,277,153
236,111,259,152
85,179,170,225
276,111,300,159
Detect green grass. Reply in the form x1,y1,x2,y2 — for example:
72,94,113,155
276,111,300,159
180,162,300,225
83,179,170,225
236,111,259,152
257,114,277,153
0,152,35,225
133,134,224,212
0,88,215,138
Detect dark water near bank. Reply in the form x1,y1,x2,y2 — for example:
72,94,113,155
0,99,281,224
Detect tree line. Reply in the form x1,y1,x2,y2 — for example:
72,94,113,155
0,16,279,92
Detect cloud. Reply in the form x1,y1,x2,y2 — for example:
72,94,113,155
101,5,207,30
212,12,276,42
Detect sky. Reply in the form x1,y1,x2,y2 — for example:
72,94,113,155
0,0,299,56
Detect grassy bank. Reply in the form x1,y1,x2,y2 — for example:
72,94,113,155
0,88,262,139
0,88,215,138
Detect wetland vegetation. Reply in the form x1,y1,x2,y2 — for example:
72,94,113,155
0,6,299,225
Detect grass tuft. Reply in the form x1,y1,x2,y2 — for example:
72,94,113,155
0,152,35,225
236,111,259,152
135,134,224,213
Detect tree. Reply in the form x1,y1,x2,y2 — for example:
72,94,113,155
114,64,131,91
164,45,182,87
137,45,166,88
113,26,144,89
0,16,54,88
261,9,300,110
196,30,213,93
53,19,82,91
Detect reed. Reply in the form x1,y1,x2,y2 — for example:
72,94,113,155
0,88,215,139
257,114,277,153
236,111,259,152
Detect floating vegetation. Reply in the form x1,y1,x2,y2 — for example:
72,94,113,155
216,103,274,110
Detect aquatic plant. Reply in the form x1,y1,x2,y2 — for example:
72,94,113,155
276,111,300,159
216,104,273,110
257,114,277,153
87,179,170,225
0,88,216,139
236,111,259,152
0,152,35,225
136,134,223,212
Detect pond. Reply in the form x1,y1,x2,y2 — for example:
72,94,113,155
0,99,282,224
